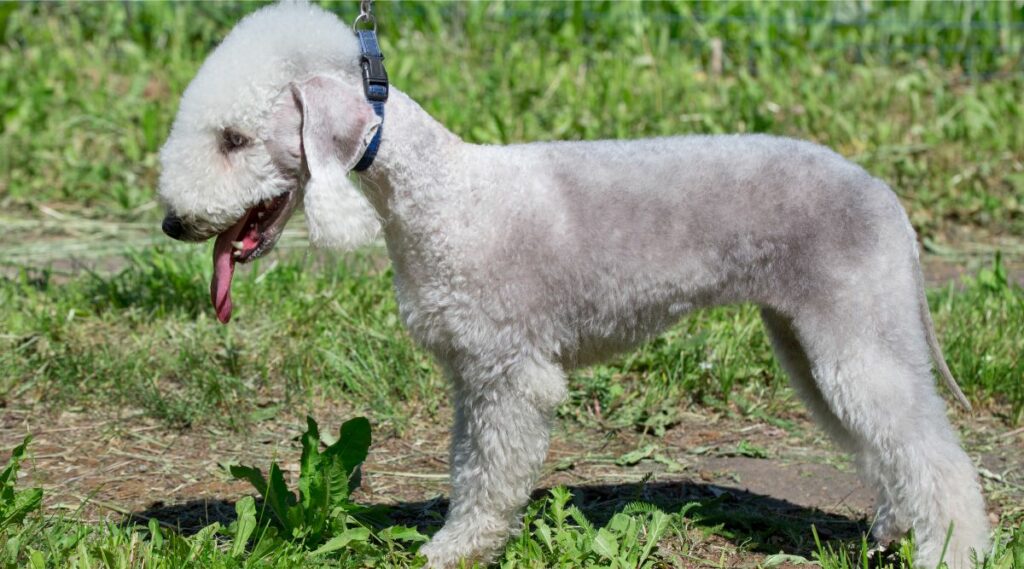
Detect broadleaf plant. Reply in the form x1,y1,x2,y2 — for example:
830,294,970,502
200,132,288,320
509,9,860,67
0,436,43,532
228,416,372,548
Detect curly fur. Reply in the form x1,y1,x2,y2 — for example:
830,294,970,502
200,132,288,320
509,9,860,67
158,3,990,568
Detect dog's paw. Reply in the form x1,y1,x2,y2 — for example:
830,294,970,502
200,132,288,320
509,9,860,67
871,504,908,546
866,542,897,564
420,536,476,569
420,527,499,569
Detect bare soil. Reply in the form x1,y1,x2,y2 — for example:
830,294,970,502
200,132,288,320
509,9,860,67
2,402,1021,562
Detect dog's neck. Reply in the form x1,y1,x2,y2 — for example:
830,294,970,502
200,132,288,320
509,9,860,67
354,87,463,226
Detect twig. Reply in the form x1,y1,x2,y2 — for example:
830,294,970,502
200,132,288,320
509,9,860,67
108,448,172,464
69,493,132,516
998,426,1024,439
363,469,449,480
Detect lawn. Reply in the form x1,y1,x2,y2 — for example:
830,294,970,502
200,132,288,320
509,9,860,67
1,2,1022,568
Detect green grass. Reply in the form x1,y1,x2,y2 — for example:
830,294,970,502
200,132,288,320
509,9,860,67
2,2,1022,238
2,246,1022,431
0,247,441,431
3,505,1022,569
2,433,1023,569
2,1,1023,567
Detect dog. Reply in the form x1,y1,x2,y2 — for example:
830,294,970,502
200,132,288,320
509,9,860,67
157,3,989,567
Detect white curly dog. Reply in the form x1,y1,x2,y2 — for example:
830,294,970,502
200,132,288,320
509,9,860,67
158,3,989,567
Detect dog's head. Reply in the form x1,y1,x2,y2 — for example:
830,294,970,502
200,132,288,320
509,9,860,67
157,2,381,322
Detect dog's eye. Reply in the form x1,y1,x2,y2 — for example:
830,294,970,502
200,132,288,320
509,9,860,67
221,128,251,153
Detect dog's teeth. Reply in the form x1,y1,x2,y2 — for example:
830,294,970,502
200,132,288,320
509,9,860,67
231,241,244,250
257,211,266,219
233,251,241,258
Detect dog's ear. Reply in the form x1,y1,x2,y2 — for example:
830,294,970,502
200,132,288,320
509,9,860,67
290,75,380,249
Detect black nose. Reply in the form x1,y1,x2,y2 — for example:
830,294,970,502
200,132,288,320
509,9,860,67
162,214,186,240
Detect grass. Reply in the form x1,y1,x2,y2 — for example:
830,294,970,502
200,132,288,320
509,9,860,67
2,2,1022,239
2,425,1023,569
1,1,1023,567
3,246,1022,432
0,247,440,430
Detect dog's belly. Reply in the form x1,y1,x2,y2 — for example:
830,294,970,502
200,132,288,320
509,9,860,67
561,299,697,368
393,261,724,368
392,213,822,370
552,267,751,368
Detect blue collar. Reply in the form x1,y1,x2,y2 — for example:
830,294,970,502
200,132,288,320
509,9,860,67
352,29,388,172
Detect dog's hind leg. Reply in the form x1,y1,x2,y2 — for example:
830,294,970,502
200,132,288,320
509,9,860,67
762,307,907,545
762,307,859,452
789,283,988,569
421,356,567,568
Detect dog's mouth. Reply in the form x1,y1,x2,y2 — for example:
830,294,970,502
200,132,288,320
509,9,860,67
211,190,297,323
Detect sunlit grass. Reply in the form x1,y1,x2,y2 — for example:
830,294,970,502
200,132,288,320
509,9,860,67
1,2,1022,239
2,246,1021,431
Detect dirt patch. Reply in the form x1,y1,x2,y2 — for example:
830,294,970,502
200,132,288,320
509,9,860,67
922,254,1024,288
2,403,1020,556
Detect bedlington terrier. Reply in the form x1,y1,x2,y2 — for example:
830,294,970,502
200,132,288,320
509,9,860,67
157,3,989,567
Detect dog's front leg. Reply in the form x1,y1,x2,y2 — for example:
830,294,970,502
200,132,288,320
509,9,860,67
421,357,567,568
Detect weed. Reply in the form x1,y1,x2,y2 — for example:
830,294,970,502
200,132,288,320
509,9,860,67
500,486,674,568
228,416,429,563
0,436,43,541
227,416,375,548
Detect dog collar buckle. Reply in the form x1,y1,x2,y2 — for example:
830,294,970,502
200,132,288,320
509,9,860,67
353,29,387,172
357,30,388,103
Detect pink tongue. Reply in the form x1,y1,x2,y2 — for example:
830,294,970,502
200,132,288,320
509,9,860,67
211,216,248,324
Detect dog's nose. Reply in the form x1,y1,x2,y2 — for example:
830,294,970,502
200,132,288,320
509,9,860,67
162,214,187,240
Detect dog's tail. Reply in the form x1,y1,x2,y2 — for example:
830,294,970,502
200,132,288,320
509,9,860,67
912,250,972,412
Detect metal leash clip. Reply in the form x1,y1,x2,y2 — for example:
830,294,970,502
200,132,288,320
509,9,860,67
353,0,375,30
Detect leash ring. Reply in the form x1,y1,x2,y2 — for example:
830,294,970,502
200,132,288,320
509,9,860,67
353,12,376,31
353,0,376,31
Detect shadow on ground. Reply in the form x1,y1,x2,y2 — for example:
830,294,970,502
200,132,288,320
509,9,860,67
126,480,868,557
